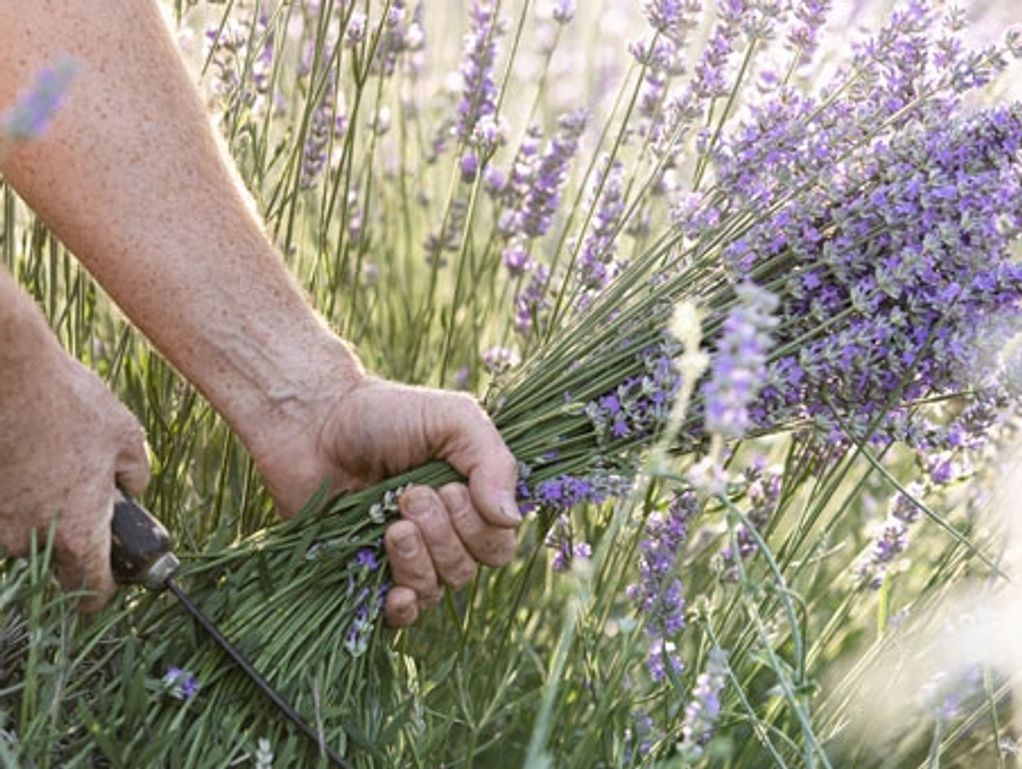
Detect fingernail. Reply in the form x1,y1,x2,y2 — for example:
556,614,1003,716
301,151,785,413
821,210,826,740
395,528,419,557
406,492,433,518
497,493,522,525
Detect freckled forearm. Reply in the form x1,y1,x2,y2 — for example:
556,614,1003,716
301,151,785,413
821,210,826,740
0,0,363,448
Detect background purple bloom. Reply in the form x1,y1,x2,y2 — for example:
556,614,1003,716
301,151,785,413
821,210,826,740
700,283,779,438
2,57,79,142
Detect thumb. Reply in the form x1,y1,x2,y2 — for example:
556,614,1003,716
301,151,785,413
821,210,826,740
429,394,521,528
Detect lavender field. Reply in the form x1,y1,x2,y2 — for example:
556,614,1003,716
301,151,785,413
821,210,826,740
3,0,1022,767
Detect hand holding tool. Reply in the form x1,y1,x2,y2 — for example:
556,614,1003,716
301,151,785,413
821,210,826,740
109,492,351,769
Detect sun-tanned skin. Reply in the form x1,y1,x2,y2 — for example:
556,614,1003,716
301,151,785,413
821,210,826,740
0,0,520,623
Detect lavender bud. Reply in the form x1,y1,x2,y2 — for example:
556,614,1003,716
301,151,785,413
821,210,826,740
345,12,368,46
552,0,577,24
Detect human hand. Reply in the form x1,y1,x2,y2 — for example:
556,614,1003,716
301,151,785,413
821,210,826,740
246,376,521,628
0,344,151,612
0,0,518,628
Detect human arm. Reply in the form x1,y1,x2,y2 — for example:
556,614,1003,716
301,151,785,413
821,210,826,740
0,0,520,625
0,269,150,611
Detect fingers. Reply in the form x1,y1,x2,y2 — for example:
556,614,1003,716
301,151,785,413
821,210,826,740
428,395,522,528
439,483,517,568
384,483,517,627
53,489,117,613
384,585,419,628
384,519,441,609
399,486,477,590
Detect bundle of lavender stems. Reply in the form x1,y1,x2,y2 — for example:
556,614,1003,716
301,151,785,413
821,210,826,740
139,4,1022,761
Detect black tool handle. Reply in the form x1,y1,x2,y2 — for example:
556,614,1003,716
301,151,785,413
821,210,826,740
110,491,180,589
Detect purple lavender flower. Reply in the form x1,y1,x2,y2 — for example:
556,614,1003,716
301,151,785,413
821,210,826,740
520,110,588,240
212,9,284,110
586,341,681,445
684,49,1022,449
701,283,779,438
495,127,543,239
854,482,927,589
482,346,520,374
647,638,685,683
455,1,503,145
626,490,698,680
374,0,425,77
344,582,388,658
925,454,957,485
424,198,469,267
787,0,832,67
653,0,780,159
544,516,592,572
551,0,577,25
1008,28,1022,60
205,21,247,104
493,114,586,278
483,165,507,196
514,265,551,337
502,243,531,277
518,467,632,515
472,115,509,158
301,66,347,189
163,666,200,701
249,13,276,96
460,151,480,182
719,460,781,577
345,11,368,47
625,711,659,761
925,665,984,726
577,158,626,293
645,0,701,42
354,548,380,570
2,57,79,142
677,648,729,760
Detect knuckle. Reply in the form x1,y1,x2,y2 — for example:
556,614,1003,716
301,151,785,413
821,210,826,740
56,529,92,562
484,532,517,567
448,561,477,589
410,560,436,585
447,392,485,422
420,588,444,608
477,539,505,567
385,520,419,551
121,411,144,436
0,528,30,558
439,483,472,517
386,591,417,628
400,486,441,519
113,409,143,444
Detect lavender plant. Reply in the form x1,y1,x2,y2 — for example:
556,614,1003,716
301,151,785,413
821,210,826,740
123,3,1022,761
4,1,1022,767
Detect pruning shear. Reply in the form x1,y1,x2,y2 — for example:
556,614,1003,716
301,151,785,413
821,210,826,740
109,492,351,769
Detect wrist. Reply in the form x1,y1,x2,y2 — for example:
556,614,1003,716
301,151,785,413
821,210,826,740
198,318,367,459
0,280,67,394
